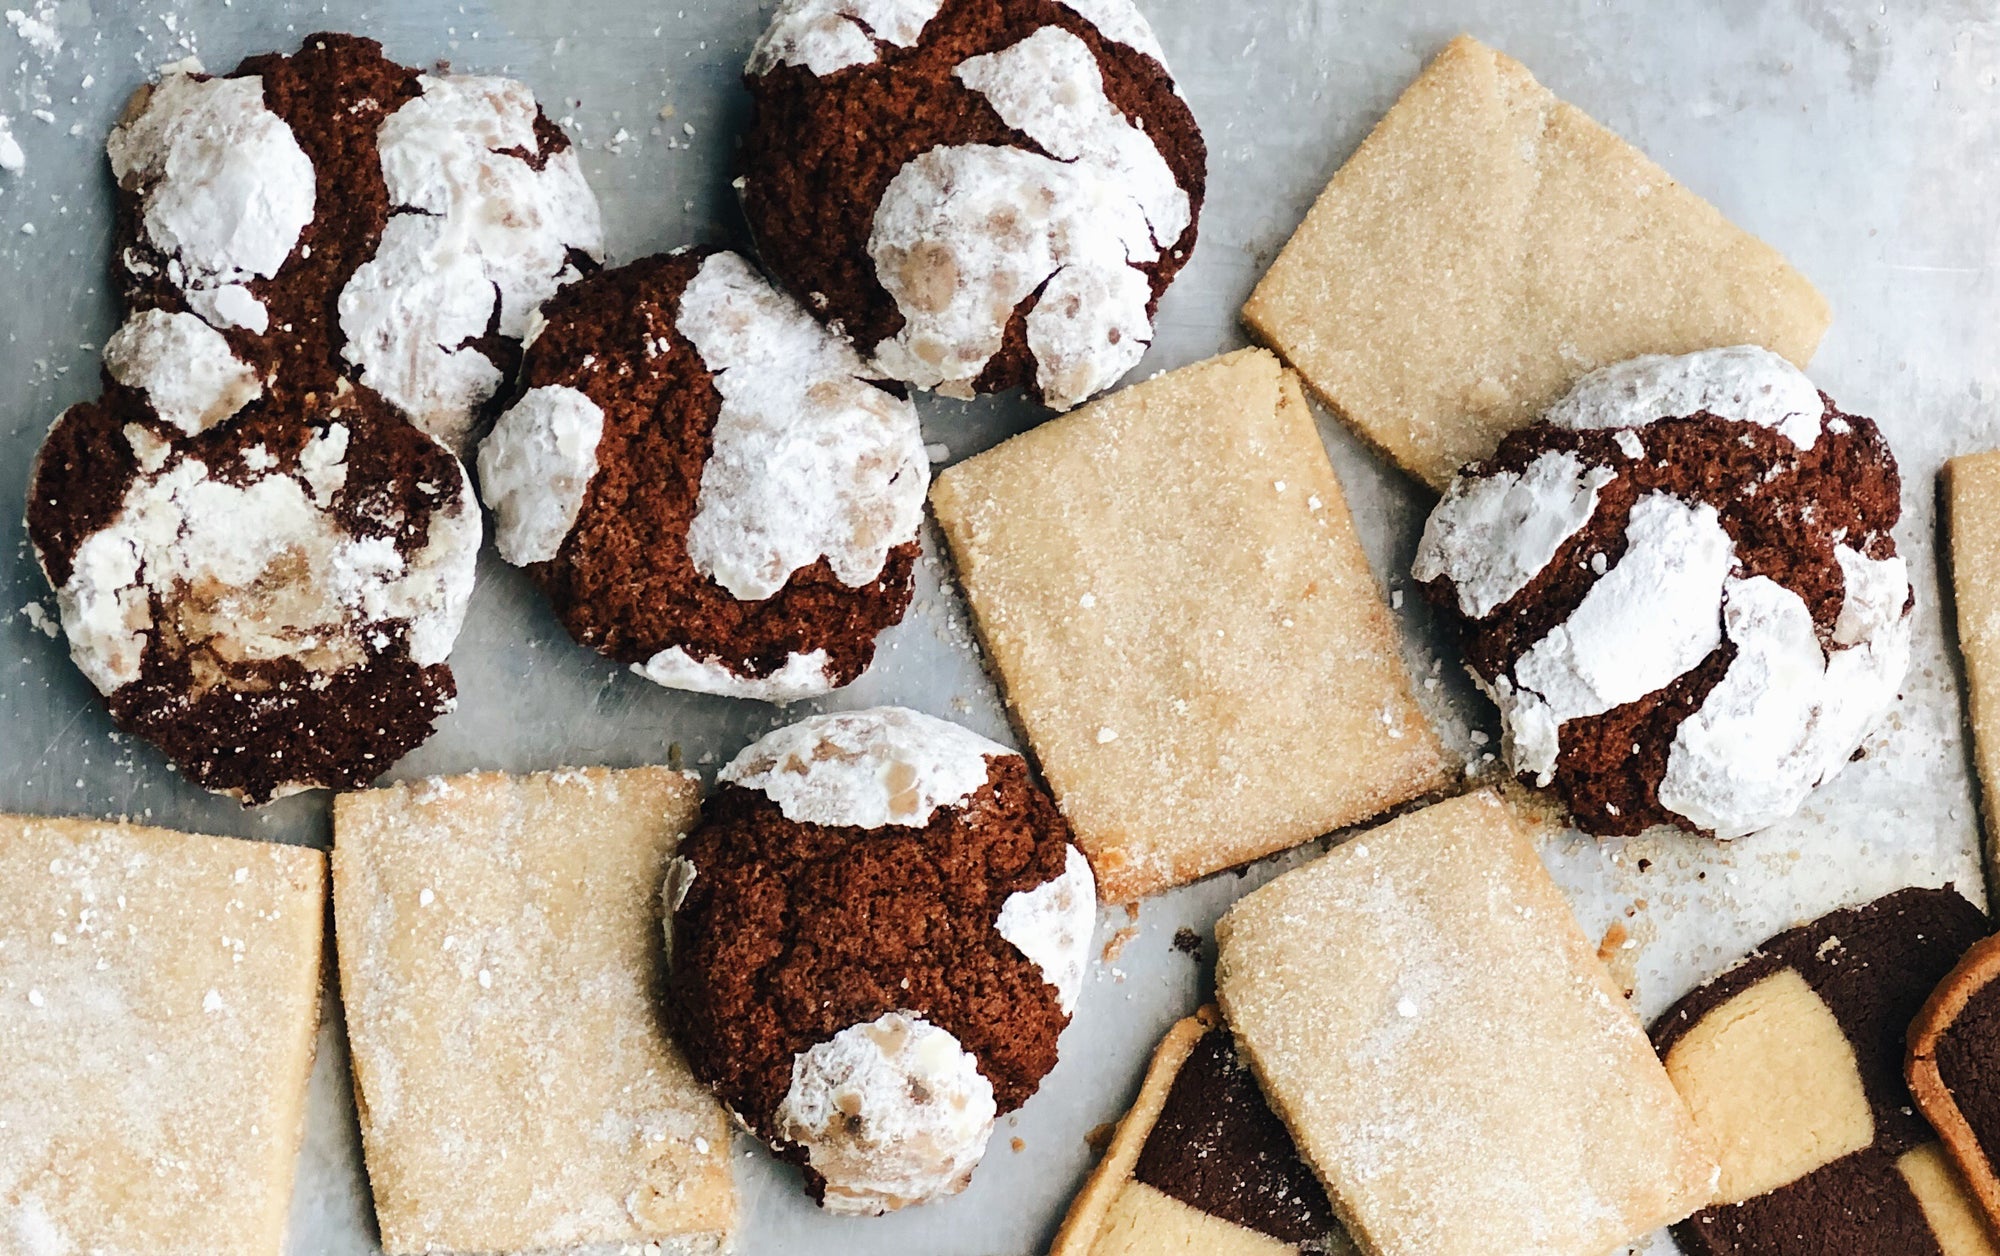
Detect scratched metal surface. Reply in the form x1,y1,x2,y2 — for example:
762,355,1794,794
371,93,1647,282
1,2,1996,1252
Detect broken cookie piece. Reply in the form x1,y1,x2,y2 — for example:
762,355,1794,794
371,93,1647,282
1215,791,1717,1256
1243,34,1828,488
332,767,735,1255
0,815,325,1256
1654,887,1996,1256
1052,1008,1353,1256
932,349,1448,902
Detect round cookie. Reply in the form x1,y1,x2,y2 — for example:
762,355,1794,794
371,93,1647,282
663,707,1096,1214
740,0,1206,412
110,34,603,453
27,377,478,804
25,32,589,802
1413,346,1912,839
477,249,928,702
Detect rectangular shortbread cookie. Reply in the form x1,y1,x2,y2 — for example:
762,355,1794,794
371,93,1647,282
1215,791,1719,1255
333,767,735,1256
0,815,325,1256
1243,34,1831,489
1950,452,2000,889
932,348,1450,902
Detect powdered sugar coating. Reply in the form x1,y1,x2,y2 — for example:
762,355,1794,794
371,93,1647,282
1545,345,1826,450
868,27,1189,410
677,251,927,602
340,74,603,451
106,70,316,335
101,309,262,436
773,1012,997,1216
1658,559,1913,837
747,0,943,76
995,844,1096,1014
477,384,605,566
721,707,1011,829
51,426,478,698
1491,493,1734,785
1413,450,1620,620
1056,0,1170,64
636,646,837,704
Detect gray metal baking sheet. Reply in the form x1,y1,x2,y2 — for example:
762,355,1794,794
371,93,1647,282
2,2,1996,1253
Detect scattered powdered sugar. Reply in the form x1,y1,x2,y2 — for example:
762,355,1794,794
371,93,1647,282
636,645,837,703
0,115,23,175
106,71,316,336
1544,346,1826,450
995,844,1096,1014
678,250,928,602
341,74,604,451
721,706,1010,828
746,0,942,76
1413,450,1619,620
773,1011,997,1216
868,26,1187,410
101,309,262,436
1658,565,1912,838
51,431,478,696
477,384,605,565
1494,494,1735,783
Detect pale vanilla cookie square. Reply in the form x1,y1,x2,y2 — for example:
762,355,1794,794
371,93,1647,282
1950,452,2000,884
0,815,325,1256
1243,34,1830,489
1215,790,1718,1256
931,348,1450,902
333,767,735,1256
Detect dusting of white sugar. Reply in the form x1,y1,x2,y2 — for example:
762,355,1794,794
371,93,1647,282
774,1011,997,1216
867,25,1188,410
747,0,943,76
1545,345,1826,449
1414,450,1619,619
636,647,838,704
721,706,1010,829
678,250,928,602
106,71,316,336
340,74,604,451
477,384,605,566
995,845,1096,1014
101,310,262,436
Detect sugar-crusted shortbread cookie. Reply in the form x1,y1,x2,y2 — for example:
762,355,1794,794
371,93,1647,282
1243,35,1828,488
333,767,736,1255
1655,888,1995,1256
931,349,1448,902
1215,791,1719,1256
740,0,1205,411
663,707,1093,1215
0,815,325,1256
1051,1008,1354,1256
1414,347,1911,839
478,249,927,702
1948,453,2000,887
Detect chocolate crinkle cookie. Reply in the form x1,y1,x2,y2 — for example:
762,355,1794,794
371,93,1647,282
663,707,1096,1214
477,249,928,702
1413,345,1912,839
739,0,1206,412
26,34,602,802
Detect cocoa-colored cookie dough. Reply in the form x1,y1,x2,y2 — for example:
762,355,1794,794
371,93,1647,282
1909,934,2000,1237
1415,347,1911,839
478,249,926,702
740,0,1205,411
1654,887,1996,1256
664,707,1094,1215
